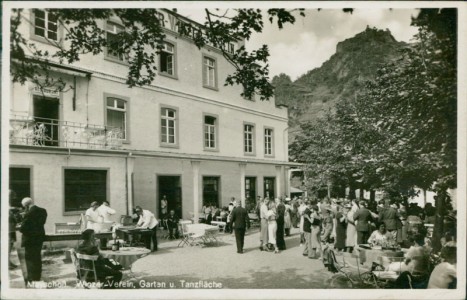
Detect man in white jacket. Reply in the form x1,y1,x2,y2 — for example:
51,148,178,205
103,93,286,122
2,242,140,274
135,206,159,252
98,201,116,222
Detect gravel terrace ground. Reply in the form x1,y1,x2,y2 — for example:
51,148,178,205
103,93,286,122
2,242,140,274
8,226,364,289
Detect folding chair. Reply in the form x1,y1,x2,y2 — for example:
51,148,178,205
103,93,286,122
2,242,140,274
74,251,113,288
178,220,192,247
333,251,375,288
185,224,206,246
326,248,356,288
161,219,171,240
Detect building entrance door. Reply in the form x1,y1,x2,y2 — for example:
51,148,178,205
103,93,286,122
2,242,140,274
33,95,59,146
157,176,182,219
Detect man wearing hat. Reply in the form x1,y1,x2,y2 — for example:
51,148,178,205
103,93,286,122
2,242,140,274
353,201,373,245
85,201,103,230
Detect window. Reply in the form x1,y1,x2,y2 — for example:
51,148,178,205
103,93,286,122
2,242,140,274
244,124,255,154
159,42,175,76
9,167,31,208
264,177,275,199
264,128,274,156
34,9,58,41
106,97,127,140
161,107,177,145
204,115,217,150
106,22,125,61
225,42,235,54
202,56,217,89
203,177,220,207
64,169,107,213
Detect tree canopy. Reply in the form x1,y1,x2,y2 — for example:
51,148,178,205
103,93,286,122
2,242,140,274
290,8,457,199
10,8,304,100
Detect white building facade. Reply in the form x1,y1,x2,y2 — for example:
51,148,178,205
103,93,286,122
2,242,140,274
9,9,295,233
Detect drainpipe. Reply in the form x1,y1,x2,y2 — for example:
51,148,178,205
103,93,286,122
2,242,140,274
126,152,134,215
72,76,76,111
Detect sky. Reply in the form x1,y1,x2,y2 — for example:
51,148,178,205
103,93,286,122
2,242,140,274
177,8,420,81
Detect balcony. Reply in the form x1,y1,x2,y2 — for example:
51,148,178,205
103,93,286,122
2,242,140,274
9,115,124,150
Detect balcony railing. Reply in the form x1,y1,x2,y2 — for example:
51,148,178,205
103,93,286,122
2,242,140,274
10,115,124,150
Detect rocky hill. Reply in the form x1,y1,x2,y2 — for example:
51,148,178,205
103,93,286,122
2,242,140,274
272,27,408,141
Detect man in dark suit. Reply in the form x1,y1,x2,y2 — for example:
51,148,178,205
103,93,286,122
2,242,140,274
20,197,47,283
353,201,373,245
166,209,180,239
379,200,400,233
230,202,250,254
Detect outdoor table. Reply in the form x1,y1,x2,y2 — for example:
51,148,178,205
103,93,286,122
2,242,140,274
248,213,259,227
45,232,113,242
211,221,226,231
248,213,258,220
186,223,219,245
100,247,150,270
117,227,153,249
45,232,113,248
356,245,404,267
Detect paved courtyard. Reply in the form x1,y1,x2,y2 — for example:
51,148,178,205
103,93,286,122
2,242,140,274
8,227,353,289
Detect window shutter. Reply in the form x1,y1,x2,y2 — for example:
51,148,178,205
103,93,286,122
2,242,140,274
202,58,207,85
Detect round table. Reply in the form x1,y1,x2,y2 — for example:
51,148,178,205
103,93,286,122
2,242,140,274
100,247,150,270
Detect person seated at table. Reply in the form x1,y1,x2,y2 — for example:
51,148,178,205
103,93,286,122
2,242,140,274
368,223,396,247
387,234,431,282
166,210,180,239
205,211,213,225
213,206,221,220
428,245,456,289
77,229,122,287
220,207,229,222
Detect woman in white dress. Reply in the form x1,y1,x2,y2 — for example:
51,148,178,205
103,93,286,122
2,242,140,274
284,199,292,236
298,200,307,245
345,203,357,253
267,199,279,253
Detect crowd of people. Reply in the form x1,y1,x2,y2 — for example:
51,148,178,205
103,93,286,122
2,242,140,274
9,190,457,289
282,195,457,289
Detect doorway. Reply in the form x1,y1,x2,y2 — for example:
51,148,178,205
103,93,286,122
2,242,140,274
33,95,59,146
157,176,182,218
264,177,275,199
202,176,220,208
245,177,256,212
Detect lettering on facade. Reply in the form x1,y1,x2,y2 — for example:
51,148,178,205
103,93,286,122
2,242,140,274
32,86,60,98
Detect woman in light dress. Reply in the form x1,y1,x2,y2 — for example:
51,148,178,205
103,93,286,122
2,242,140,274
309,205,322,259
298,200,307,246
345,202,357,253
284,199,292,236
267,199,280,253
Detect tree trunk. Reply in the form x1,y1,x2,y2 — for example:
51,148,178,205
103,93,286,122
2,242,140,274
370,190,376,202
359,188,364,199
423,189,427,207
432,190,447,253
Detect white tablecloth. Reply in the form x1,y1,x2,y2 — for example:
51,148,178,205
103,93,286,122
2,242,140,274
100,247,150,269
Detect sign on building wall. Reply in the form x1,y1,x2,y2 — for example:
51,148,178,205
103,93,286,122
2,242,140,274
32,85,60,98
